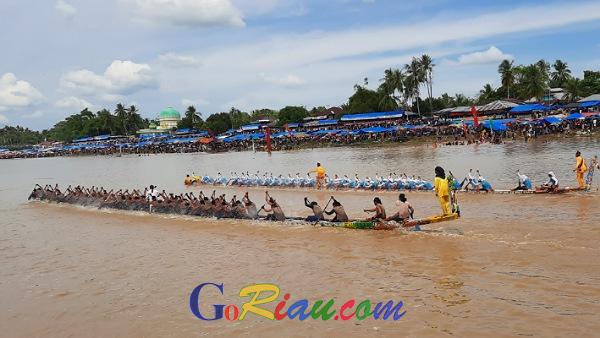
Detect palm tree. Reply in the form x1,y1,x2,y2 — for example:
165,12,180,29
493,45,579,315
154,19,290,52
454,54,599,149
551,60,571,88
420,54,435,114
563,77,582,102
127,105,144,133
185,105,203,128
404,57,425,116
377,81,398,111
536,59,551,102
97,109,114,134
498,59,515,99
114,103,128,135
478,84,496,104
380,68,406,108
522,64,546,102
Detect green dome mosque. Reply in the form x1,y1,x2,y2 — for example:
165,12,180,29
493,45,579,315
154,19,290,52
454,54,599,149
136,107,182,135
158,107,181,130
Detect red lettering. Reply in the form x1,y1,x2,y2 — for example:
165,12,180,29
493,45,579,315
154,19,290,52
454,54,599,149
274,293,290,320
224,304,239,321
340,300,356,320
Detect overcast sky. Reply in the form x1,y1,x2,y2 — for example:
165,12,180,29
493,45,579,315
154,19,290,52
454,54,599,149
1,0,599,130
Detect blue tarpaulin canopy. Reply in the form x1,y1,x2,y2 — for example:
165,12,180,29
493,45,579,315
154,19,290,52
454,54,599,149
359,126,398,133
223,134,249,142
480,120,508,131
174,129,208,135
340,111,404,121
73,136,94,143
165,137,199,144
510,104,548,113
318,119,339,126
222,133,264,142
240,124,261,131
580,101,600,108
543,116,562,124
565,112,584,120
139,133,166,139
136,141,154,147
310,129,344,135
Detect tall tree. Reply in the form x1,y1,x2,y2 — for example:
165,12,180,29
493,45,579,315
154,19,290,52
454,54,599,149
228,107,252,129
380,68,405,107
347,84,381,114
178,105,204,129
377,80,399,111
563,77,582,102
498,59,515,99
404,57,425,116
521,64,547,102
114,103,128,135
277,106,308,125
477,84,497,104
96,109,114,135
205,113,232,134
551,60,571,88
420,54,435,114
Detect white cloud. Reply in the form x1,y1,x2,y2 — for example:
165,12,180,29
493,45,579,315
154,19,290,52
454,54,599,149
55,0,77,18
457,46,513,65
259,73,306,87
182,98,210,107
232,0,307,18
121,0,245,27
158,53,202,68
0,113,8,123
60,60,157,101
0,73,44,112
169,1,600,112
55,96,94,110
23,111,45,119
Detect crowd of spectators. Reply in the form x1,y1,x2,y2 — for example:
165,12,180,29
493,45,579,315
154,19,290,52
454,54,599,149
2,109,599,160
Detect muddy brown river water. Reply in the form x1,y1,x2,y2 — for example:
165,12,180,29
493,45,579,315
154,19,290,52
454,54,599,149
1,138,600,337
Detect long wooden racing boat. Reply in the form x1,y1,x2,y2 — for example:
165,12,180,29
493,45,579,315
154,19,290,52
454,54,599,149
459,187,588,194
278,213,460,230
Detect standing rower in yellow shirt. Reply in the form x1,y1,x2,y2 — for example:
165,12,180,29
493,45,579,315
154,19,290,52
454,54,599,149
434,166,451,215
309,162,326,190
574,151,587,189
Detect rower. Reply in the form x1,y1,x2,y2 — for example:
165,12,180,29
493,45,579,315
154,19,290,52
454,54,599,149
242,192,258,219
514,170,533,191
364,197,386,221
463,169,477,191
146,185,158,201
477,170,494,192
540,172,559,191
324,197,349,222
184,174,194,186
386,193,414,222
262,191,285,221
304,197,324,221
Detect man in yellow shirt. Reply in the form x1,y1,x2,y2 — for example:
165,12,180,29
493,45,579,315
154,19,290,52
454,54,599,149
574,151,587,189
434,166,451,215
309,162,326,189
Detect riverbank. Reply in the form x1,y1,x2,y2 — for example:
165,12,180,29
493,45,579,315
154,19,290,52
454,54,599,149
2,113,599,160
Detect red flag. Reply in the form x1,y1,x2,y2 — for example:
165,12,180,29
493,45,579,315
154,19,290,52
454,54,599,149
471,106,479,128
